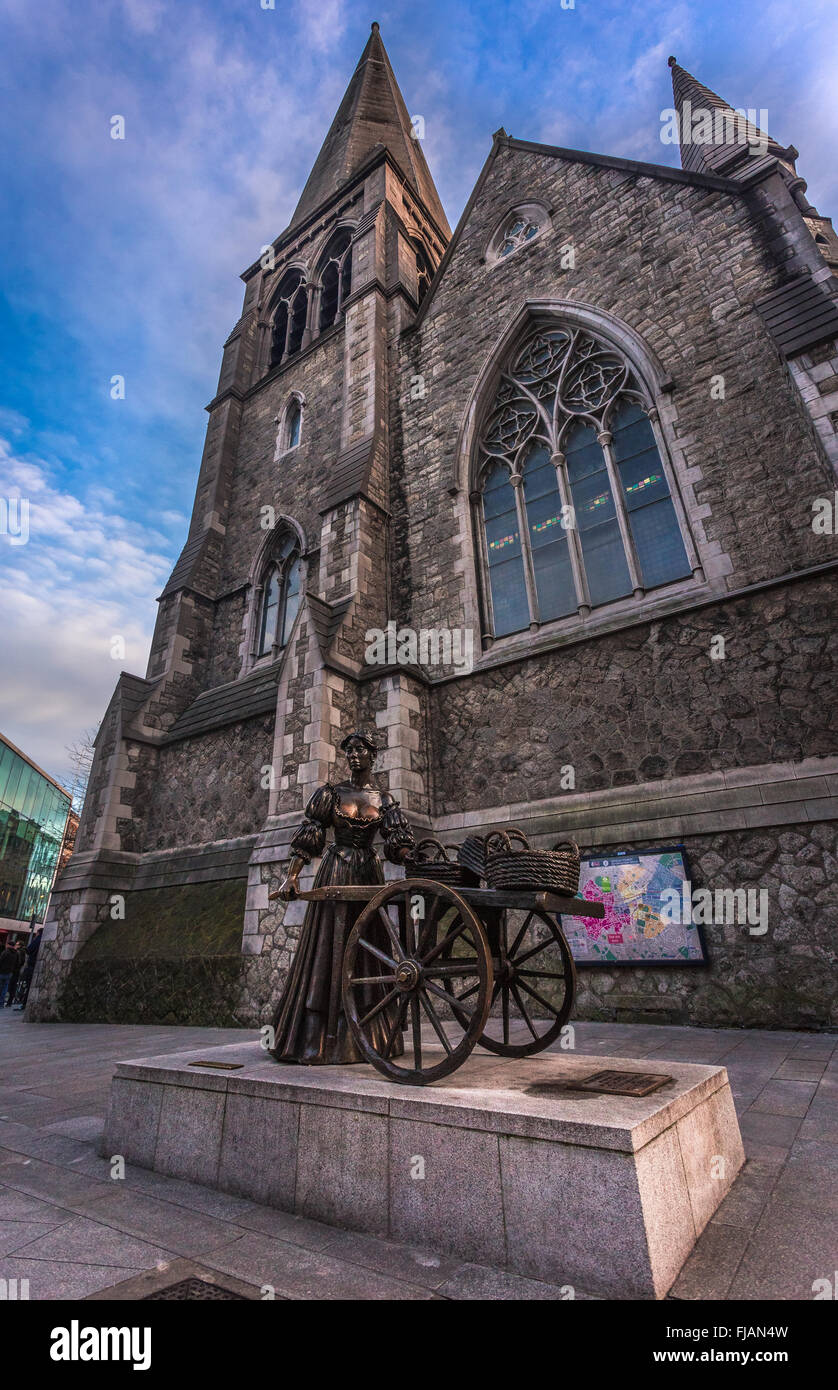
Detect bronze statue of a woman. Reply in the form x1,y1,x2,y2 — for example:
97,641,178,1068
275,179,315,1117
270,730,416,1065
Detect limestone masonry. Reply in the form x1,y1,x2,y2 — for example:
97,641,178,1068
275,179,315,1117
30,28,838,1030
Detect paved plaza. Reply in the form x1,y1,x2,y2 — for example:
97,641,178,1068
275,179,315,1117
0,1010,835,1300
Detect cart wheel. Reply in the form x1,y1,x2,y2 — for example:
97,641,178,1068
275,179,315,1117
342,879,493,1085
448,909,576,1057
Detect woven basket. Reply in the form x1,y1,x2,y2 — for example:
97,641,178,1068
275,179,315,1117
405,838,471,886
458,828,528,884
484,830,581,895
456,835,486,883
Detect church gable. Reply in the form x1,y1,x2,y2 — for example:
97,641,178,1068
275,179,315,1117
395,135,838,656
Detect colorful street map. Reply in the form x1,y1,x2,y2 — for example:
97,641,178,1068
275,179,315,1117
561,850,706,964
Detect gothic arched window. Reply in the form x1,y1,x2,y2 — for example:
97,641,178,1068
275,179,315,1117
475,324,692,638
286,400,301,449
317,229,353,332
254,534,302,658
413,239,433,304
274,395,305,459
269,269,308,367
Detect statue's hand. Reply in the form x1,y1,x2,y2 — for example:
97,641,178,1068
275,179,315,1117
277,875,300,902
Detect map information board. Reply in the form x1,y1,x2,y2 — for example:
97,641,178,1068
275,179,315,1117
560,848,708,964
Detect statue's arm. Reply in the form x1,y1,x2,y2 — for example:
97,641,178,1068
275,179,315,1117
277,784,335,899
380,793,416,865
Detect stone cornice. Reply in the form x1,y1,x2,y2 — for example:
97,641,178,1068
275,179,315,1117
434,756,838,848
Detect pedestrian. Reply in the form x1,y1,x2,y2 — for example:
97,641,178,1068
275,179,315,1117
5,941,25,1006
14,926,43,1011
0,941,18,1008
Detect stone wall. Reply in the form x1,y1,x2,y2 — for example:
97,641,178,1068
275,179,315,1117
141,716,274,852
430,574,838,815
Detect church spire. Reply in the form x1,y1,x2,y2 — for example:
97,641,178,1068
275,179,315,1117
288,22,450,235
667,55,799,185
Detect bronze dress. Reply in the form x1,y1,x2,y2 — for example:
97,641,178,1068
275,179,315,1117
270,782,415,1065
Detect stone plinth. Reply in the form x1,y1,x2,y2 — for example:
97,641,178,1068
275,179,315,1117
102,1042,744,1298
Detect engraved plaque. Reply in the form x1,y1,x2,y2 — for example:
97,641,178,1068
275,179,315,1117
568,1069,673,1097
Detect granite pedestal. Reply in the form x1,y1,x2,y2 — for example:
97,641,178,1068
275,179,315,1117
101,1042,745,1298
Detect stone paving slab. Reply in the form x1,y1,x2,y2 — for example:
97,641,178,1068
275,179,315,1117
200,1230,441,1301
0,1255,139,1300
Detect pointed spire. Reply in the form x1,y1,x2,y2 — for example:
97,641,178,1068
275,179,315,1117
667,55,793,180
288,23,450,235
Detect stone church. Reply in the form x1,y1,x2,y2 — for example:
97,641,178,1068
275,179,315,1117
31,25,838,1031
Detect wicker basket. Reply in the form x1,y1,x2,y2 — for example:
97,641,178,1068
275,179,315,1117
405,838,471,886
484,830,581,895
456,835,486,883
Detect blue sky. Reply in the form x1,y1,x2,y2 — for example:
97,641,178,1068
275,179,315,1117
1,0,836,789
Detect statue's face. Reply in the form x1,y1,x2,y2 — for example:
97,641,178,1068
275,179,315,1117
345,737,372,775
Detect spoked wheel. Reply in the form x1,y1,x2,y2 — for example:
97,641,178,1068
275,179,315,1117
342,879,493,1085
448,908,576,1056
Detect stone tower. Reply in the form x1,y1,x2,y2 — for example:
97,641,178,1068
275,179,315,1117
31,24,450,1023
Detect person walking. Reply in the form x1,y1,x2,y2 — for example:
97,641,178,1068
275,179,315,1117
5,941,25,1006
0,941,18,1008
14,926,43,1011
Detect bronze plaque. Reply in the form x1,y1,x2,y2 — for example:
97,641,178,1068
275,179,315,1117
569,1069,673,1097
187,1061,244,1071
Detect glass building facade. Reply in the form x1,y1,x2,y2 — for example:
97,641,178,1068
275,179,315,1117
0,736,72,927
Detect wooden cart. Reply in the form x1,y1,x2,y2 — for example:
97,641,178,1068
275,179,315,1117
287,878,604,1086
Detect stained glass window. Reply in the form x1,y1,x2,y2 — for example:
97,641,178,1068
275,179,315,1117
489,206,547,264
482,461,529,636
281,555,301,646
257,572,280,656
611,401,691,590
477,323,692,636
523,444,576,621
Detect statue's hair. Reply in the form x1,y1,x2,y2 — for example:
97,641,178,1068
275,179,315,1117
339,728,379,758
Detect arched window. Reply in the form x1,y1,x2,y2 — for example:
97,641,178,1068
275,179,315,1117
269,269,308,368
286,400,301,449
475,324,692,638
413,239,433,304
274,395,304,457
254,534,302,659
317,228,353,332
486,203,550,266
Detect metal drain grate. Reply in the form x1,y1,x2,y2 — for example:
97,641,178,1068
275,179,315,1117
143,1277,251,1300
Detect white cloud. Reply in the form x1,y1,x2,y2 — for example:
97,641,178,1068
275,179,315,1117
0,437,173,784
295,0,349,53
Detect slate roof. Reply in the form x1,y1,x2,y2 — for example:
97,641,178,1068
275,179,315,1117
160,533,209,599
754,274,838,359
164,664,282,744
306,592,353,654
319,435,377,512
668,56,791,179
